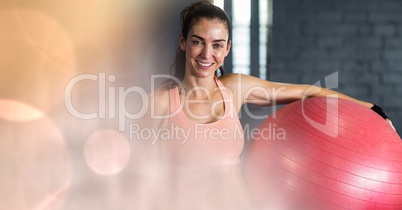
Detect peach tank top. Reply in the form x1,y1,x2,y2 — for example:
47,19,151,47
161,77,244,171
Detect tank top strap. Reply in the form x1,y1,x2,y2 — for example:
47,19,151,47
214,76,231,105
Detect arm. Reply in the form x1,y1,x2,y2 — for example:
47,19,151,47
223,73,372,108
223,73,392,123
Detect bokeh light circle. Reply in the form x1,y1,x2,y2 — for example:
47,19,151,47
0,99,44,122
84,129,131,175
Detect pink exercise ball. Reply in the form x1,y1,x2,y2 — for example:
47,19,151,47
243,97,402,210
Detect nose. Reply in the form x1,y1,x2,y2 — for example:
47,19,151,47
201,45,212,59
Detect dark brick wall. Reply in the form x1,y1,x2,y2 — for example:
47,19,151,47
270,0,402,136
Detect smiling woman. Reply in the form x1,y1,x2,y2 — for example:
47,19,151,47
179,18,231,79
166,1,232,85
138,1,393,209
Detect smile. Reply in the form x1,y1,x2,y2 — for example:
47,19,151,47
196,60,214,67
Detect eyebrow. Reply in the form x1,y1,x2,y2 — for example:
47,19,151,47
191,34,226,42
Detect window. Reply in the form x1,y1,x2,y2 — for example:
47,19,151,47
214,0,272,79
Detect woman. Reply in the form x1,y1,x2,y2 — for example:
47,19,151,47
139,1,391,209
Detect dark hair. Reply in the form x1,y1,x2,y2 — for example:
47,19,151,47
165,1,231,89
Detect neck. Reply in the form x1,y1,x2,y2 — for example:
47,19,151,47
182,74,217,96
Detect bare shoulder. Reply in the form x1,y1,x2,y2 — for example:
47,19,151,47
148,86,170,117
219,73,242,90
219,73,278,106
219,73,268,91
143,85,171,128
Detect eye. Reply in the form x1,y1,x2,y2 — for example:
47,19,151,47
192,40,203,45
213,43,223,49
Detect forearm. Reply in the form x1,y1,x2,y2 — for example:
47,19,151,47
304,85,394,127
303,85,373,109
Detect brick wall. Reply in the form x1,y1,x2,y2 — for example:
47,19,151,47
270,0,402,136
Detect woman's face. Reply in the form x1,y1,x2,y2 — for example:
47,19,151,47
180,18,231,78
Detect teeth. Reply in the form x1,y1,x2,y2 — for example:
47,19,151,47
197,61,213,67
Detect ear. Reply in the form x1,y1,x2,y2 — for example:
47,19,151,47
179,33,186,51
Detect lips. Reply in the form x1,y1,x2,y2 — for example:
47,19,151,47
196,60,214,67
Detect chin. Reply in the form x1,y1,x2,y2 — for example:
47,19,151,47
195,69,217,78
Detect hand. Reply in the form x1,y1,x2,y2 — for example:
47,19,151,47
387,119,396,131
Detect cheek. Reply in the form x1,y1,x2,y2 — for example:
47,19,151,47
186,46,201,59
187,52,199,62
214,51,226,61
